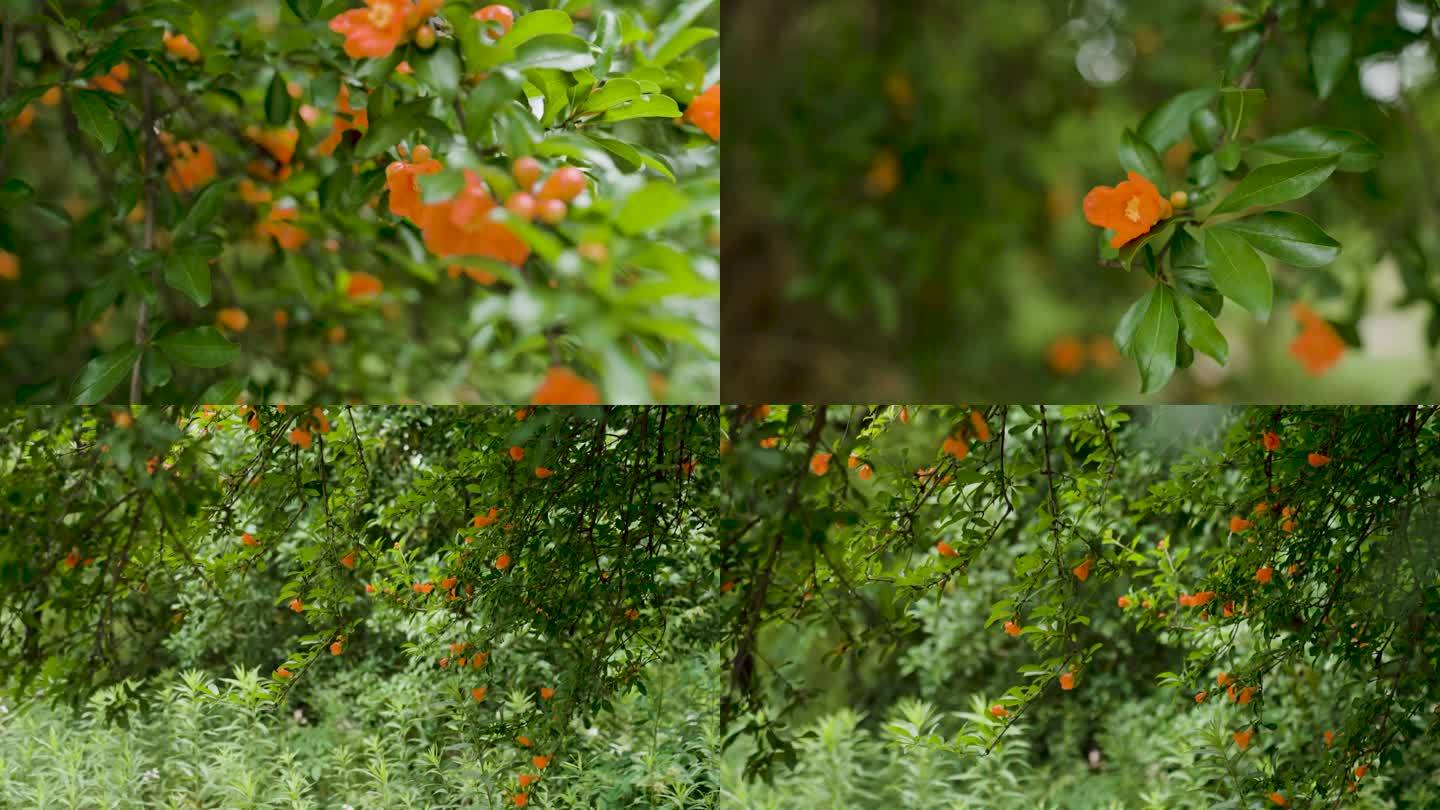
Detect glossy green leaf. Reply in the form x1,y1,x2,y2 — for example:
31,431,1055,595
156,327,240,368
265,72,292,125
1210,156,1338,216
1310,19,1352,100
1114,285,1179,394
1118,222,1176,273
1175,294,1229,365
1118,129,1165,189
71,90,118,153
1250,127,1380,172
615,182,690,235
511,35,595,72
355,99,435,159
164,250,212,307
1204,228,1272,320
1215,212,1340,267
1137,88,1217,153
601,95,682,123
73,346,141,405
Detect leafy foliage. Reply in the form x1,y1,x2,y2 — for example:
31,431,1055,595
0,405,720,807
719,405,1440,806
0,0,720,404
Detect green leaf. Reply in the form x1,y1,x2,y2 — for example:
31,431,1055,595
414,44,462,99
511,35,595,72
1175,294,1229,365
73,346,141,405
1118,129,1165,189
1117,221,1176,273
1114,286,1179,394
265,72,292,125
1215,142,1242,173
71,90,119,153
615,182,690,235
500,9,573,49
653,0,715,59
1220,87,1265,140
1137,88,1217,153
1204,228,1272,320
1250,127,1380,172
1214,212,1340,267
601,95,682,123
418,169,465,204
650,27,717,68
174,179,233,238
1210,156,1338,216
587,135,676,181
355,99,434,159
462,72,520,143
580,78,643,114
164,251,212,307
1310,18,1352,100
155,327,240,368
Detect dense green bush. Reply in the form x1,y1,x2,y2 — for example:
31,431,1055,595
719,405,1440,807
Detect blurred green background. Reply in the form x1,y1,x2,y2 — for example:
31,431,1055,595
723,0,1440,403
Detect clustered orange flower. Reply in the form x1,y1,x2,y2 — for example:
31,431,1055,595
246,125,299,182
88,62,130,95
316,85,370,156
159,132,217,193
685,83,720,140
1289,302,1346,376
385,148,537,267
1083,171,1172,248
1047,335,1119,376
257,205,309,250
329,0,441,60
0,250,19,282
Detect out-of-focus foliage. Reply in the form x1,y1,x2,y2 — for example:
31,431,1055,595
724,0,1440,402
718,405,1440,807
0,405,720,807
0,0,720,404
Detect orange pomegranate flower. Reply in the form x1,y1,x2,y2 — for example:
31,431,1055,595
1253,501,1270,516
1072,557,1093,582
518,773,537,787
415,581,434,594
1324,730,1334,747
247,126,299,166
1083,171,1172,249
685,83,720,140
535,467,553,479
1289,302,1346,376
216,308,249,332
1117,595,1132,608
513,794,529,807
858,464,874,481
810,452,832,476
532,366,601,404
495,553,512,570
1223,601,1235,618
1059,671,1076,691
163,139,217,192
258,205,309,250
517,735,533,747
1047,336,1086,375
346,272,384,299
274,667,293,678
1003,619,1021,637
969,410,992,442
89,62,130,94
935,541,958,558
1262,431,1281,451
759,437,779,449
289,428,313,449
1195,690,1207,703
340,550,356,568
1255,565,1274,584
848,453,859,469
329,0,410,59
1233,728,1254,750
441,576,458,590
242,532,259,547
1307,452,1331,467
539,687,555,700
1354,764,1368,779
415,170,531,264
65,547,82,569
471,686,487,702
330,641,343,655
1238,686,1255,705
942,434,969,461
473,507,499,527
1269,792,1287,807
385,148,443,219
1229,516,1251,533
509,445,525,461
163,31,201,63
289,598,304,612
0,249,18,281
989,705,1009,718
532,755,551,770
315,85,370,156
